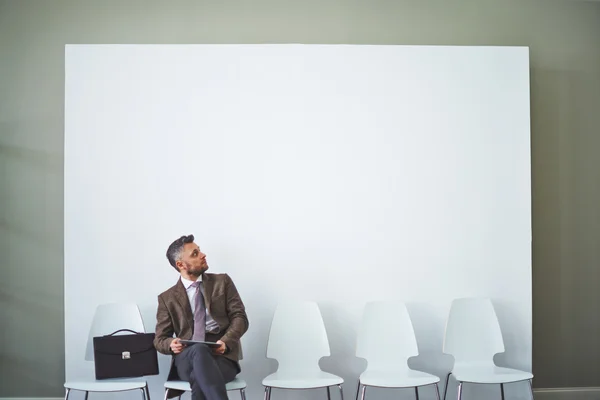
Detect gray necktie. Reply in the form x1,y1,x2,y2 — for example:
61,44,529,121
191,281,206,341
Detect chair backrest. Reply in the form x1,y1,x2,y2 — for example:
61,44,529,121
356,301,419,370
84,303,145,361
266,301,330,374
443,297,505,364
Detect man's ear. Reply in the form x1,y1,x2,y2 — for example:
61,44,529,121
176,260,184,271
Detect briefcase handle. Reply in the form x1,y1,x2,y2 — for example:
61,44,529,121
105,328,143,336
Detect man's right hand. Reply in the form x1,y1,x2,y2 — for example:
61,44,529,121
170,338,184,354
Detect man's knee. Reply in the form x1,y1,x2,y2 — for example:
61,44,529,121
188,343,211,359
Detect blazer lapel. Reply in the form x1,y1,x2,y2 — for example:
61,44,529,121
202,273,214,313
174,279,194,328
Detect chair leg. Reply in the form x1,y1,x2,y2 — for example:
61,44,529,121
338,384,344,400
442,373,451,400
240,388,247,400
528,379,534,399
355,382,361,400
140,388,146,400
264,386,272,400
360,385,367,400
145,383,151,400
64,388,70,400
433,383,441,400
327,386,331,400
415,387,419,400
163,389,169,400
457,382,463,400
84,391,89,400
500,383,505,400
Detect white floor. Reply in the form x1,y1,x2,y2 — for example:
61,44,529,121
4,387,600,400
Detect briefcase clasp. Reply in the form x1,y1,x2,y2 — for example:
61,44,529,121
122,351,131,360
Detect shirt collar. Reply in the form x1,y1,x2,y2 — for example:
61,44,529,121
180,274,202,289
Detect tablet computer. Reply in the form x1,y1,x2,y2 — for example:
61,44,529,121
180,340,221,348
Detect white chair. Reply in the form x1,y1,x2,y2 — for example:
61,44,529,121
356,301,441,400
163,377,247,400
64,303,150,400
262,301,344,400
442,298,533,400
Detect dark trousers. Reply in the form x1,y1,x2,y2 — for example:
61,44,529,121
174,344,239,400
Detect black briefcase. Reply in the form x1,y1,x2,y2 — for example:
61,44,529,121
93,329,159,380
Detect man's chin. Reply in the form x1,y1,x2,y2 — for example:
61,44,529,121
192,267,208,277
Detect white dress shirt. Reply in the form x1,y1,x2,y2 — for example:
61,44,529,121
180,275,221,333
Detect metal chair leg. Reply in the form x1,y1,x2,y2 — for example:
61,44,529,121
240,388,247,400
64,388,71,400
457,382,463,400
434,383,441,400
338,384,344,400
84,392,89,400
500,383,505,400
442,373,451,400
355,382,361,400
140,388,146,400
528,379,534,399
327,386,331,400
163,389,169,400
360,385,367,400
415,387,419,400
145,383,151,400
264,386,272,400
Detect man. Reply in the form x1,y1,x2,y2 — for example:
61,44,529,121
154,234,249,400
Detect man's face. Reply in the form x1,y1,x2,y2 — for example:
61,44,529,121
177,242,208,277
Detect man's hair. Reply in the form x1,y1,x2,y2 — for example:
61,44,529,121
166,234,195,271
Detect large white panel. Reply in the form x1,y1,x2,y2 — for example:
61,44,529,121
65,44,531,400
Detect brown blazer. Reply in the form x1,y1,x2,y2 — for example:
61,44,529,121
154,273,249,389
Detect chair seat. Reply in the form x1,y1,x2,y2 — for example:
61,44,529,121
164,377,247,391
360,369,440,388
226,378,248,391
452,365,533,384
263,371,344,389
64,380,147,392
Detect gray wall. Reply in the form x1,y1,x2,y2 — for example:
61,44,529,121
1,0,599,397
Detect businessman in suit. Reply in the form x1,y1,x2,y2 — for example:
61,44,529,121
154,234,249,400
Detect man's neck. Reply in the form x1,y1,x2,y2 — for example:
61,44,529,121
181,272,202,282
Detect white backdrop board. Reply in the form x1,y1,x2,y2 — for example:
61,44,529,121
65,44,532,400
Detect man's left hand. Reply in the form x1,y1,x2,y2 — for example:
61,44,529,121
214,340,227,355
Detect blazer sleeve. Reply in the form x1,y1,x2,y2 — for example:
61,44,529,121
153,294,174,355
220,274,249,346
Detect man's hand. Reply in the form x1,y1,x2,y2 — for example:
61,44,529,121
214,340,227,355
170,338,184,354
